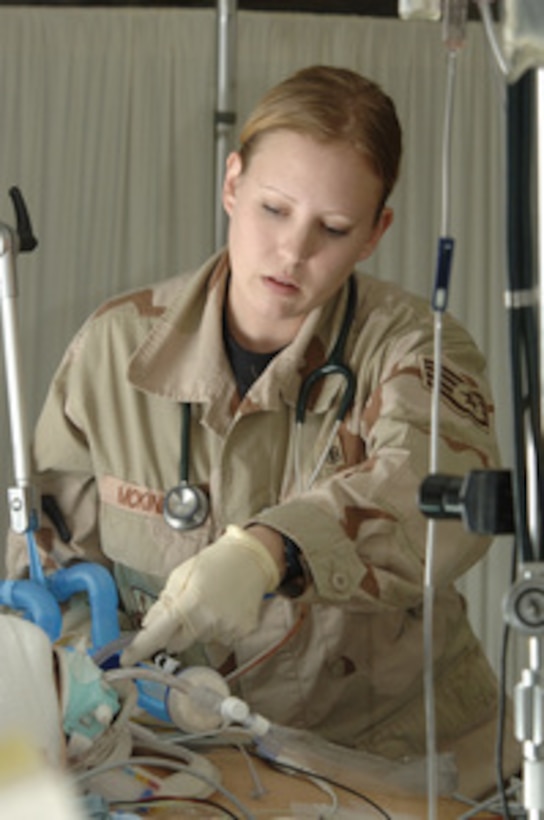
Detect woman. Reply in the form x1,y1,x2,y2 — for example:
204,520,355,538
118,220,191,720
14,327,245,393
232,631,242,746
6,65,518,797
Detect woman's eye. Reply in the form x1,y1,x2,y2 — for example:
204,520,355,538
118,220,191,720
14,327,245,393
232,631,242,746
262,203,283,216
323,224,349,237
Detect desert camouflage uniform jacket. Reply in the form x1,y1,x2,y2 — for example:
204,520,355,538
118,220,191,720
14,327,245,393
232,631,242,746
6,249,504,770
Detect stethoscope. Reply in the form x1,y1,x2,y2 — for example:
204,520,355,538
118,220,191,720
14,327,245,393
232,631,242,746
163,276,357,530
163,402,210,530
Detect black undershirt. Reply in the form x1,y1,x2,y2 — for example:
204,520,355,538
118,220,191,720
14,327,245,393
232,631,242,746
222,313,282,397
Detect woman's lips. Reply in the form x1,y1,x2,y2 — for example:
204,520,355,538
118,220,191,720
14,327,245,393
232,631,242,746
263,275,299,295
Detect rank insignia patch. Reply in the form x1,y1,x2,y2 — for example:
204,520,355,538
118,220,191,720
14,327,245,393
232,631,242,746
421,357,490,430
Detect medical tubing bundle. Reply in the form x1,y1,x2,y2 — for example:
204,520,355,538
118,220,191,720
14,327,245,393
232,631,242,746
105,664,270,738
75,754,257,820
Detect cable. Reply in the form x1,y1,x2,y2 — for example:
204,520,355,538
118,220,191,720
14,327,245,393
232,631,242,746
495,620,514,820
129,719,245,749
105,664,195,696
234,743,267,800
474,0,509,78
453,778,522,820
111,794,239,818
490,541,518,820
225,604,308,684
256,754,393,820
74,754,257,820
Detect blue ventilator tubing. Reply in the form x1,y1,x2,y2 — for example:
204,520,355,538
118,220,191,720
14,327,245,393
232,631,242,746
0,531,120,652
135,679,172,723
0,578,63,642
48,562,120,650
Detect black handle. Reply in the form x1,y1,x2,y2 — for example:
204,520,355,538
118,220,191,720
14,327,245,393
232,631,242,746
8,186,38,252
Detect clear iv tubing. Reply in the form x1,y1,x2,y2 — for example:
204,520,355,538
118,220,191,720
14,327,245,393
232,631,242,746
474,0,509,78
424,41,460,820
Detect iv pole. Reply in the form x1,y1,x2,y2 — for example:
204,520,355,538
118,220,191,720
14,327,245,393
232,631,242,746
1,188,39,539
417,5,544,816
214,0,237,251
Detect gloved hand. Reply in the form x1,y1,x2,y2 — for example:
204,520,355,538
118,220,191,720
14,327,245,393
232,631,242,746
121,525,280,666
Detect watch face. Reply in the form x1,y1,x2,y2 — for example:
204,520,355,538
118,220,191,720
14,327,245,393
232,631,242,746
163,484,209,530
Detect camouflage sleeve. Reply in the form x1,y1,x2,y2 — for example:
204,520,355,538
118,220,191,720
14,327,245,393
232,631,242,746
253,310,500,612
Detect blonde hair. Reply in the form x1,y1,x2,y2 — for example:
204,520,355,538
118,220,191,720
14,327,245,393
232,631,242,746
238,65,402,212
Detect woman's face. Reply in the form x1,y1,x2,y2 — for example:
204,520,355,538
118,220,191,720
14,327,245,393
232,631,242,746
222,129,393,352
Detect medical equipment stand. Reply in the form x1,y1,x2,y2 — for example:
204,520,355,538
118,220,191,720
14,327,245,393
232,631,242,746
499,64,544,820
0,188,120,652
420,62,544,817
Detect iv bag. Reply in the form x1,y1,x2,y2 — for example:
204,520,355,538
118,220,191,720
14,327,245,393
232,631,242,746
503,0,544,82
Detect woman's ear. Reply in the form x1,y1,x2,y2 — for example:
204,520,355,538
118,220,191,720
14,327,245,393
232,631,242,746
222,152,243,217
357,207,394,262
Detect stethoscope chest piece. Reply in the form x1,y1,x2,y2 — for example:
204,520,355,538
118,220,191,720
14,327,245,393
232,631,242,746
163,482,209,531
164,402,210,531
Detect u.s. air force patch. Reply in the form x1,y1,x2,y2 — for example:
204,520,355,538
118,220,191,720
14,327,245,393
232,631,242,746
421,357,491,430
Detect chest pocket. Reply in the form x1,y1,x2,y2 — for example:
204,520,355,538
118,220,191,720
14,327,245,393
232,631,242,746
98,491,213,576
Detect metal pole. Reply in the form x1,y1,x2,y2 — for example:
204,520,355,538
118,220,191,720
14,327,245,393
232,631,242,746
0,223,34,534
214,0,237,252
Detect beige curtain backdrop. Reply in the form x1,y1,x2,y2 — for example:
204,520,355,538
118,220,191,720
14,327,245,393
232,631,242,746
0,8,520,682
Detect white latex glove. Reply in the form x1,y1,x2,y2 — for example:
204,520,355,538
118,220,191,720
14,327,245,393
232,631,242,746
121,525,280,666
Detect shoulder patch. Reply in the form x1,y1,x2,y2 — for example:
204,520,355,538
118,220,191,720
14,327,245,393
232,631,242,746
421,357,491,430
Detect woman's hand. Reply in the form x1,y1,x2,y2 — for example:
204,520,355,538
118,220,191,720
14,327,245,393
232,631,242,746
120,525,281,666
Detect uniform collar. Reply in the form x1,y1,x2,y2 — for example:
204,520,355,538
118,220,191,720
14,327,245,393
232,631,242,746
128,250,356,430
128,250,232,406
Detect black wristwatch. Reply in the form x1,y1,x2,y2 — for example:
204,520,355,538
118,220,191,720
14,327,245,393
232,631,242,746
277,535,307,599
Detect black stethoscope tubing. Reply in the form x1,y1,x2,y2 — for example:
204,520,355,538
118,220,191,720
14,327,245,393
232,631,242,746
163,275,357,530
295,274,357,426
163,402,210,531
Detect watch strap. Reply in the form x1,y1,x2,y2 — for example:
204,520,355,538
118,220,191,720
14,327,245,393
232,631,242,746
277,535,308,599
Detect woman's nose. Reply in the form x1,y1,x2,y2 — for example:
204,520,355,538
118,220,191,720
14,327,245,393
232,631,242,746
280,221,318,265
